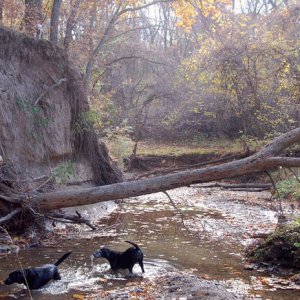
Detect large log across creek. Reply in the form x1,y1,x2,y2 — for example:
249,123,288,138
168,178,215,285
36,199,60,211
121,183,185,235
33,127,300,211
1,127,300,226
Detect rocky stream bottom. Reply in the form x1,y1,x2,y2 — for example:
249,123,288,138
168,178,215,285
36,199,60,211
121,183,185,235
1,185,300,299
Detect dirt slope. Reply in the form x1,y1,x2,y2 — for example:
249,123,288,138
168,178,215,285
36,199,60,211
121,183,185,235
0,26,121,186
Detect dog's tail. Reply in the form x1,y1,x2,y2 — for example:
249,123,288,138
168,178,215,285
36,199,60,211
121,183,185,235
54,251,72,266
125,241,140,249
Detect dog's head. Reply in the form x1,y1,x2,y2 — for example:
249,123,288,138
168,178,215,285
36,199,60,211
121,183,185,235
93,247,111,259
4,270,26,285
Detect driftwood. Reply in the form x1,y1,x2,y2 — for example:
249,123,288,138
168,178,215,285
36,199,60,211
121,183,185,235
193,183,272,191
46,211,96,230
251,233,271,239
1,127,300,223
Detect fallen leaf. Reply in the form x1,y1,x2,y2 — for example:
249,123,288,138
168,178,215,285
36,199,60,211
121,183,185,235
259,277,270,286
73,293,85,299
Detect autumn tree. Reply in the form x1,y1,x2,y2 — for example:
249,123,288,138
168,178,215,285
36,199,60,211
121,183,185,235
0,0,299,144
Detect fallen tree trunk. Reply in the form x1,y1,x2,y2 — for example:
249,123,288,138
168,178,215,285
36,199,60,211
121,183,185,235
2,128,300,215
29,127,300,211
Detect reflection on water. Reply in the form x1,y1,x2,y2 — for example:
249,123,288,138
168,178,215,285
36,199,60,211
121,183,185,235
0,188,299,299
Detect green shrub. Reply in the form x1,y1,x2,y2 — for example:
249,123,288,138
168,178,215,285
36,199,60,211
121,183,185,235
53,161,74,184
276,177,300,200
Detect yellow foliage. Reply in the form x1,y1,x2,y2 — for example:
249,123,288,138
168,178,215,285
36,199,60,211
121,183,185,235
72,294,86,300
173,0,232,30
172,1,197,31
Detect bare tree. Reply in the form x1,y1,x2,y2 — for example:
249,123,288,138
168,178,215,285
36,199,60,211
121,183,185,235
85,0,173,82
0,0,4,24
63,0,82,50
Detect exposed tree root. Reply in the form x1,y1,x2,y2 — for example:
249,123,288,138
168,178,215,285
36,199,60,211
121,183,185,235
0,208,22,225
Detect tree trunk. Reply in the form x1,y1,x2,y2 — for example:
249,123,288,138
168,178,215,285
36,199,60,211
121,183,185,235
29,127,300,211
50,0,62,44
0,0,3,24
63,0,82,51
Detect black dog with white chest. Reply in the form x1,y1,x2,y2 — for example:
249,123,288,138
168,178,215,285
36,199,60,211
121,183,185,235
93,241,144,275
4,251,71,290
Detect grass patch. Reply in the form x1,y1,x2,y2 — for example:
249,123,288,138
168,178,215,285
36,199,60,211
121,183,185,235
104,136,134,168
276,177,300,200
136,139,243,156
105,137,245,168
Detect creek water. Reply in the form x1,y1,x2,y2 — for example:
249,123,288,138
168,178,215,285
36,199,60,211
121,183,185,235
0,186,300,299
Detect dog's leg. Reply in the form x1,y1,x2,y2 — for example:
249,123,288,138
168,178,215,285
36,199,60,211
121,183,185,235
139,261,145,273
128,265,134,276
53,270,61,280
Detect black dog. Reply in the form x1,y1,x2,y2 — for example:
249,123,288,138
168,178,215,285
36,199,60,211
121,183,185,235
4,251,71,290
93,241,144,274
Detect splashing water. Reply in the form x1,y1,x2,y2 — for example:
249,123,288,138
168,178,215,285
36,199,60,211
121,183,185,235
90,254,94,267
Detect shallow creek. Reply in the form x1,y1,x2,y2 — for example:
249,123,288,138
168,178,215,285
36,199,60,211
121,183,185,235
0,186,300,299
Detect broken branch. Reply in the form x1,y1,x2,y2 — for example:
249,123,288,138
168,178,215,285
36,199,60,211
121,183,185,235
47,211,96,230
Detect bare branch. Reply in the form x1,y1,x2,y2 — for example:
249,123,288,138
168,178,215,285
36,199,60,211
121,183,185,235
36,175,53,191
85,0,173,81
47,211,96,230
265,170,283,215
117,0,174,17
104,55,169,67
0,208,22,225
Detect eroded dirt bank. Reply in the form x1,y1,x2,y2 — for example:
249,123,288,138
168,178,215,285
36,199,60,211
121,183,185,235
0,25,121,188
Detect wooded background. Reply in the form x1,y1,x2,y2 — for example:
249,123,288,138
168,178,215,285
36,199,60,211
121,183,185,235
1,0,299,145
